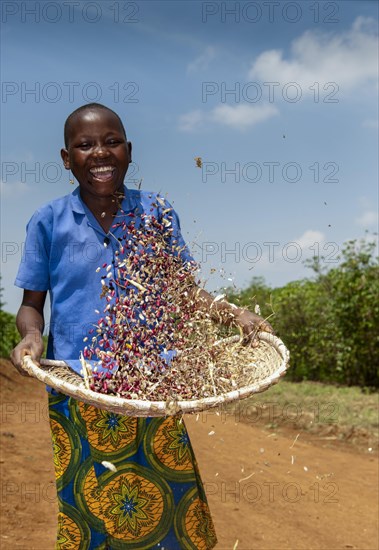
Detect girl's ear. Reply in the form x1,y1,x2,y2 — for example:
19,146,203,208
61,148,70,169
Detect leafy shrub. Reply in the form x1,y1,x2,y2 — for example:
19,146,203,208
226,238,379,387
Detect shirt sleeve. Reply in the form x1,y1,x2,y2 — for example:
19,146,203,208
14,206,53,291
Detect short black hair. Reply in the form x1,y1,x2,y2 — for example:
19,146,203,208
63,103,127,148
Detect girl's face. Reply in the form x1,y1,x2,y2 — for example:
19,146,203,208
61,109,132,201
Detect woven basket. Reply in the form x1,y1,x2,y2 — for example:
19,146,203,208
21,332,289,417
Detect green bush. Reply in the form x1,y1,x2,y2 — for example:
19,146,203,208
0,277,18,357
226,237,379,387
0,310,19,358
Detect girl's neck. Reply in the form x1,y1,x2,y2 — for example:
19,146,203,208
79,187,124,233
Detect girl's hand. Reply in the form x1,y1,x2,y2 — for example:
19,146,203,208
11,290,47,376
10,333,44,376
190,287,274,346
233,309,274,346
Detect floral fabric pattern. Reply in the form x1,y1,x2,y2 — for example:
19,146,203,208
49,393,217,549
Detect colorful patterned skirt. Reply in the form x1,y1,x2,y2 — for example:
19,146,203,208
48,391,218,549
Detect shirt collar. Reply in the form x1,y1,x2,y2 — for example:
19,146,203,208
70,185,138,215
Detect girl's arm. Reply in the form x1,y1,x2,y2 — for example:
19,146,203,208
192,287,274,342
11,289,47,375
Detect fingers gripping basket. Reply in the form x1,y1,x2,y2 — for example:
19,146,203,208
21,332,289,417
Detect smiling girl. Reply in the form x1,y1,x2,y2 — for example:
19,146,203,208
11,103,272,549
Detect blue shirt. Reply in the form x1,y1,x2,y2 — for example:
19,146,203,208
15,186,193,370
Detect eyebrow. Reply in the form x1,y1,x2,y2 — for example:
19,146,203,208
73,131,125,140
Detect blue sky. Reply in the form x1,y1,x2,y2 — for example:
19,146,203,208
1,0,378,314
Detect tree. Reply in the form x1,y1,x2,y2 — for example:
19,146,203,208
0,277,19,358
226,237,379,387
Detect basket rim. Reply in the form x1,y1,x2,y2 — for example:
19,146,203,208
21,331,290,415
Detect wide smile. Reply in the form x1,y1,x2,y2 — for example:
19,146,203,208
89,165,116,182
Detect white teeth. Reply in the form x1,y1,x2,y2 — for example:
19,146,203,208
90,166,114,174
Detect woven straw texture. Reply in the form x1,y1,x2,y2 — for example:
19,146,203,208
21,332,289,417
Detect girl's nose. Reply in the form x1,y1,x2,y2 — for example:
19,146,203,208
93,144,110,157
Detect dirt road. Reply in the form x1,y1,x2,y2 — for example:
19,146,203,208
0,359,377,549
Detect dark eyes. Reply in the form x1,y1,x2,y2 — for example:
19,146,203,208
77,138,123,149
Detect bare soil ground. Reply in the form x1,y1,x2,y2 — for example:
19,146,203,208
0,358,378,550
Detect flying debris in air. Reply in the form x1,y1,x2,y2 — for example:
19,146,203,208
194,157,202,168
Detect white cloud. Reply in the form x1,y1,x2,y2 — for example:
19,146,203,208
356,197,379,229
362,118,379,129
356,210,378,228
187,46,216,74
178,110,205,132
239,230,326,271
294,230,325,250
248,16,378,92
179,17,378,132
178,103,278,132
260,230,325,267
210,104,278,129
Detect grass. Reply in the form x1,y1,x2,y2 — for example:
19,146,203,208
224,380,379,447
2,346,377,448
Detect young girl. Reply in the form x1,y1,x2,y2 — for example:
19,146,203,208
11,103,272,549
